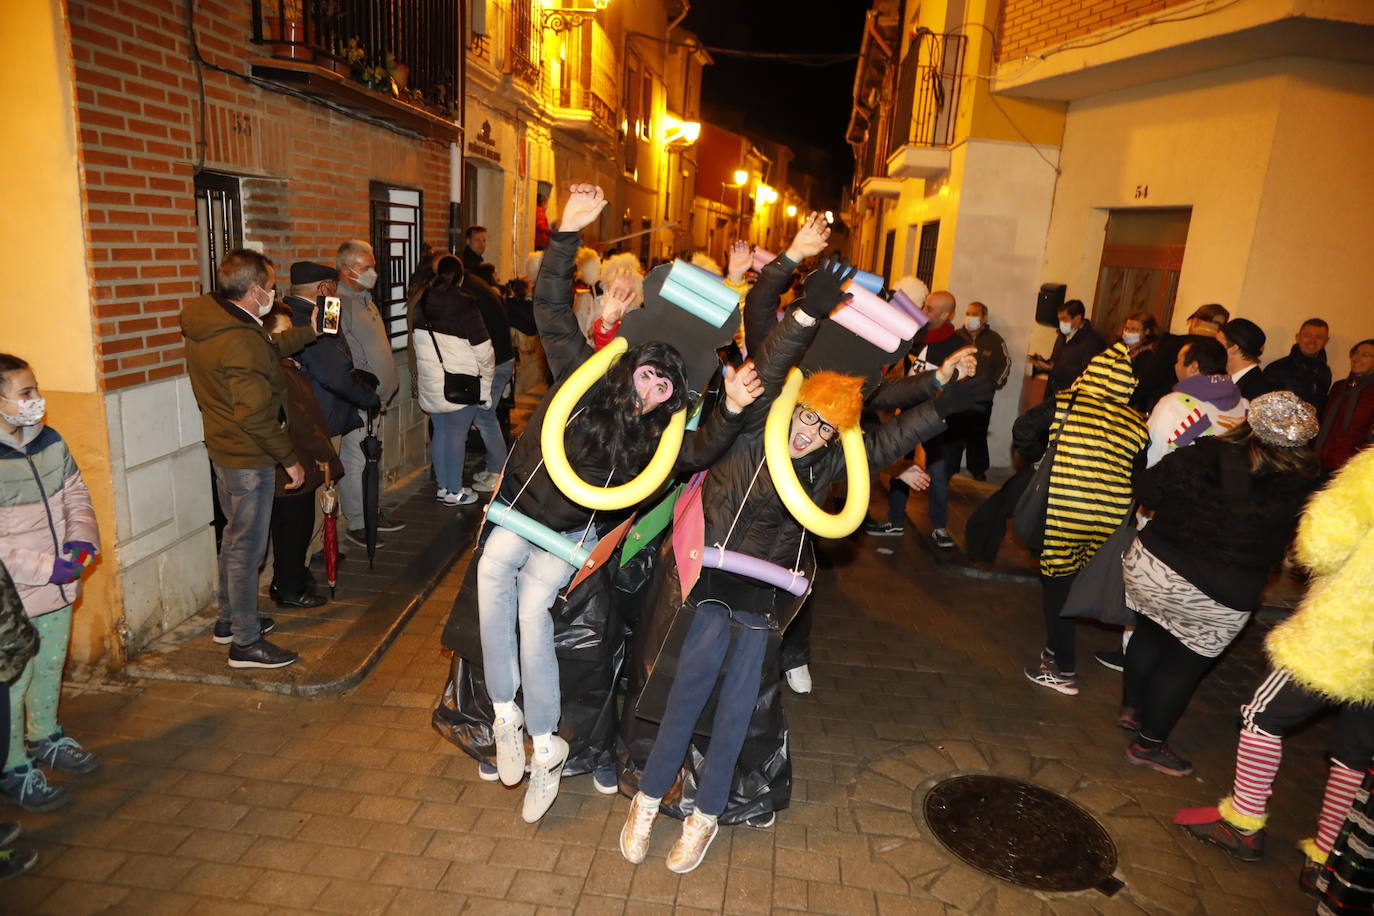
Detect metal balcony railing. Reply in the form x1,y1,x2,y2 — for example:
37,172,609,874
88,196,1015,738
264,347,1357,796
889,31,966,156
556,86,615,133
251,0,461,114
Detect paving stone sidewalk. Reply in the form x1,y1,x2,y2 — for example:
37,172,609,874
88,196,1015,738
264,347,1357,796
4,501,1327,913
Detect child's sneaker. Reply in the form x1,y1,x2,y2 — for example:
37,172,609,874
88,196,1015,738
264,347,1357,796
28,732,100,774
0,765,71,812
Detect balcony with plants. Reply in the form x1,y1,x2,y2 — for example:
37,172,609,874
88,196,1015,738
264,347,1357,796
250,0,463,139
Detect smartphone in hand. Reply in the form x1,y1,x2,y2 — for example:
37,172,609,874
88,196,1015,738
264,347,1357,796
319,296,342,335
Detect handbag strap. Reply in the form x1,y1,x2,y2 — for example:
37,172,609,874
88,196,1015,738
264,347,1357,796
425,325,448,371
1047,387,1081,447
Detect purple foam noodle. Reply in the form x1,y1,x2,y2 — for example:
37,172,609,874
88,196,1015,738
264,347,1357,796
703,546,810,597
888,289,928,326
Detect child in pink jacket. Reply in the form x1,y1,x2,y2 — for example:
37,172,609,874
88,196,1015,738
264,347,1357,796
0,354,100,811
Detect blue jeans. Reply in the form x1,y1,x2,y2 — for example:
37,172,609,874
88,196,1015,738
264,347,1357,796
211,464,275,645
640,600,770,817
477,523,598,736
887,433,954,529
472,360,514,474
430,406,480,493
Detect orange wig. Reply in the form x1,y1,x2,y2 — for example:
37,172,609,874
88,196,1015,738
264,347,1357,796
797,371,864,432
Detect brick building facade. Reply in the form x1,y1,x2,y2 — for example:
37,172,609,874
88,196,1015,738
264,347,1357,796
997,0,1194,62
48,0,465,667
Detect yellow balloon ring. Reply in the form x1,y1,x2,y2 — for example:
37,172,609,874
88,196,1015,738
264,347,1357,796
764,368,870,538
541,336,688,511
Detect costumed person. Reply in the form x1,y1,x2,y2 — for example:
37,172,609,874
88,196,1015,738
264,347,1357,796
435,184,761,823
1119,394,1321,776
1016,344,1148,696
590,253,646,351
617,257,991,872
1173,443,1374,898
0,355,100,812
571,246,602,343
1,558,41,880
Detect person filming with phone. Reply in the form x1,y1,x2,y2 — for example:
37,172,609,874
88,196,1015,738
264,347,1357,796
282,262,381,456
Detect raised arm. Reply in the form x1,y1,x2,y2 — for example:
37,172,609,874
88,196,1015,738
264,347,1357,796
533,183,610,380
865,375,992,469
742,213,829,355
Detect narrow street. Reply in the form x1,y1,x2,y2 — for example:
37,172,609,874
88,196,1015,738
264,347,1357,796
3,484,1325,915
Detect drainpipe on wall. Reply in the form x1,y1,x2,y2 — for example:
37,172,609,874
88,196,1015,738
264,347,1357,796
449,141,462,254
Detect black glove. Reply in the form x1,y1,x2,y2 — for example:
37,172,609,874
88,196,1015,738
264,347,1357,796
934,375,994,419
797,257,858,321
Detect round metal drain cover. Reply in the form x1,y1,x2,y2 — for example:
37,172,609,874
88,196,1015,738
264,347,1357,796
923,774,1120,894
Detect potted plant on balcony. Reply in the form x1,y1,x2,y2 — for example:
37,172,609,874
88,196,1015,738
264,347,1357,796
263,0,313,62
385,52,409,94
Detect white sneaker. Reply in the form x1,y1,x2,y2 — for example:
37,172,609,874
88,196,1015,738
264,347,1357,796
522,735,570,823
472,471,499,493
439,488,479,507
784,665,813,695
666,811,719,874
619,792,659,864
493,709,526,786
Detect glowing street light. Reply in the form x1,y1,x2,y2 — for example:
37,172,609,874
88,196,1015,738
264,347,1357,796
785,204,798,218
731,169,749,186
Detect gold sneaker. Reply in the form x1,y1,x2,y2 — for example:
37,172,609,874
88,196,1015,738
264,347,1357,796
619,792,659,864
666,811,719,874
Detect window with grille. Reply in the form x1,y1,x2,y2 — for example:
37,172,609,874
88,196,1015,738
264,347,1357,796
194,172,243,294
916,220,940,289
369,182,424,351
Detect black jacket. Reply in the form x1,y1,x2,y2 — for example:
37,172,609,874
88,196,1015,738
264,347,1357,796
1234,365,1275,400
1138,333,1205,413
464,274,515,364
1047,321,1108,397
283,295,380,438
1264,346,1331,414
1137,437,1319,610
496,231,745,533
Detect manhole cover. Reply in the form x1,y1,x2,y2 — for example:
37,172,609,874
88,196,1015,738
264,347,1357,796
923,774,1121,895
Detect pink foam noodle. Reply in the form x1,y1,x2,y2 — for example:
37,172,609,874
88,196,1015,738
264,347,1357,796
844,283,921,340
751,247,777,272
830,304,903,353
888,289,928,326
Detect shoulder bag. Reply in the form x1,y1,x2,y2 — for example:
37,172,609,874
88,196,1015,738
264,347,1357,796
1012,389,1079,553
425,327,481,405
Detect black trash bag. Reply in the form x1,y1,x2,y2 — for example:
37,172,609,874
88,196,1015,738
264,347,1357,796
433,542,626,777
616,539,792,825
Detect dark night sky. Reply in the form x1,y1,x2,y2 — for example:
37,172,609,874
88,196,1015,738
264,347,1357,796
680,0,869,206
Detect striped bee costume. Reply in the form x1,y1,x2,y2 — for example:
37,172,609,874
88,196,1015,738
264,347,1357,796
1040,343,1148,578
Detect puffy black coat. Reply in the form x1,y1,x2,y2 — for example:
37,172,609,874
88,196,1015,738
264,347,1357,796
1137,436,1320,610
283,295,380,437
1264,345,1332,415
496,231,743,532
699,304,947,597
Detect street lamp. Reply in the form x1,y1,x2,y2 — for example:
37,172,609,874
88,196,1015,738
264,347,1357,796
541,0,611,33
732,169,748,186
786,204,798,218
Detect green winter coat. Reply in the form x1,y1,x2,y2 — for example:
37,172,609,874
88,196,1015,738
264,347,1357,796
181,293,316,469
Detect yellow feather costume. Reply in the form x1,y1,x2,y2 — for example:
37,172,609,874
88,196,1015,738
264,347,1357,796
1267,446,1374,704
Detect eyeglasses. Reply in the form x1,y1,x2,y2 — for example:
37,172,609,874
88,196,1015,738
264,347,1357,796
797,407,837,441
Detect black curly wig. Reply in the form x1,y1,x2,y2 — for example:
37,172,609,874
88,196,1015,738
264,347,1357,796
565,340,690,478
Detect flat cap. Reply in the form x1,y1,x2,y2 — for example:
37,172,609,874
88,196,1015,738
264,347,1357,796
290,261,338,284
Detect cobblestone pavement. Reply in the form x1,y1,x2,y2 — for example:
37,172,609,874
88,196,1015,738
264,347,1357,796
3,518,1326,914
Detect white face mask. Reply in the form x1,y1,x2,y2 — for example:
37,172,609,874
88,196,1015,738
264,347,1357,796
254,286,275,317
2,395,46,427
355,267,378,290
1122,331,1142,346
1059,321,1074,336
965,317,982,332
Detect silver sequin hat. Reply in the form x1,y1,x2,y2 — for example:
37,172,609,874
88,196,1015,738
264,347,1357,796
1248,390,1319,448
